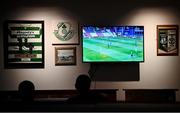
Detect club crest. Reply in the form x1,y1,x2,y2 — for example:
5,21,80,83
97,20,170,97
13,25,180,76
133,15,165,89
54,22,74,41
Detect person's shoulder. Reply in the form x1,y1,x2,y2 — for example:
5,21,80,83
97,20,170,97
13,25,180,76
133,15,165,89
66,95,80,103
66,94,90,104
89,91,108,102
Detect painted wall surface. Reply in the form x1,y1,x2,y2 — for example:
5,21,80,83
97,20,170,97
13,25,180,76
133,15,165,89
0,0,180,101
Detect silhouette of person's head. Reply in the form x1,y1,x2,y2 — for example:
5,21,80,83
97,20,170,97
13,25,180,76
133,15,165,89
67,74,107,104
75,74,91,93
18,80,35,102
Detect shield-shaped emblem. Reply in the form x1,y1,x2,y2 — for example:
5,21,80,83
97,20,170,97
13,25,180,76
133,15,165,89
54,22,74,41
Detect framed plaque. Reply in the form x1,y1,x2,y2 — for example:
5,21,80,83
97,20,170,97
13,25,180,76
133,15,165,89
55,47,76,65
157,25,179,56
4,20,44,68
52,21,79,45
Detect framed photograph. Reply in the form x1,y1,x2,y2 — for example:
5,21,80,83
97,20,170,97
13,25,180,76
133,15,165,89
55,47,76,65
157,25,179,56
4,20,44,68
52,21,79,45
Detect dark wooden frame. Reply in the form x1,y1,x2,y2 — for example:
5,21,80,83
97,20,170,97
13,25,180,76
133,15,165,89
3,20,44,68
157,25,179,56
55,47,76,65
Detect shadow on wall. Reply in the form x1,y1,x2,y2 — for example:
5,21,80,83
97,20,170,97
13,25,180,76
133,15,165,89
89,63,139,81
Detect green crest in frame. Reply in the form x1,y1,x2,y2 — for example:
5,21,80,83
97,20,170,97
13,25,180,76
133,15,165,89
54,22,74,41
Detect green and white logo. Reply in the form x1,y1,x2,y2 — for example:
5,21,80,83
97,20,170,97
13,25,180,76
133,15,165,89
54,22,74,41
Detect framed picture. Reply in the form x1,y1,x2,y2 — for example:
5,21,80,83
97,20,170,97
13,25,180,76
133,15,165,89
55,47,76,65
4,20,44,68
52,22,79,45
157,25,179,56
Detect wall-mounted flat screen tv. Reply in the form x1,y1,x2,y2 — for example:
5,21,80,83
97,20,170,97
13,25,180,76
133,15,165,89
81,26,144,62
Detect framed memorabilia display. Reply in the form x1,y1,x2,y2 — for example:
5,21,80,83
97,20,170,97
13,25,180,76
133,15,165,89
157,25,179,56
52,21,79,45
4,20,44,68
55,47,76,65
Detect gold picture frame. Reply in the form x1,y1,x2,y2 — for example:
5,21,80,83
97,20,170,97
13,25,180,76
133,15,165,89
157,25,179,56
55,47,76,65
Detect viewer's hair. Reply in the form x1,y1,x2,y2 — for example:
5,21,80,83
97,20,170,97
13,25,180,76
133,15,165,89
75,74,91,92
18,80,35,102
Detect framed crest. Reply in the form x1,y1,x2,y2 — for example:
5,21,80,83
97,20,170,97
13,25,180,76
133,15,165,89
52,22,79,45
55,47,76,65
157,25,179,56
4,20,44,68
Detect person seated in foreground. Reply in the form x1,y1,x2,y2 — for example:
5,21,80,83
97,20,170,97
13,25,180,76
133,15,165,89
67,74,107,104
18,80,35,103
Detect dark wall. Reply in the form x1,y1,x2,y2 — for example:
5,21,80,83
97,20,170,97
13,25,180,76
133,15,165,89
1,0,180,23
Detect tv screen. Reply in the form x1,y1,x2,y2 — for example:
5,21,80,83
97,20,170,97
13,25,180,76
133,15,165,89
82,26,144,62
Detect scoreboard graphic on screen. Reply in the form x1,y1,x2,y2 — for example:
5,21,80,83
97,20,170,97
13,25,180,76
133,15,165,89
4,21,44,68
